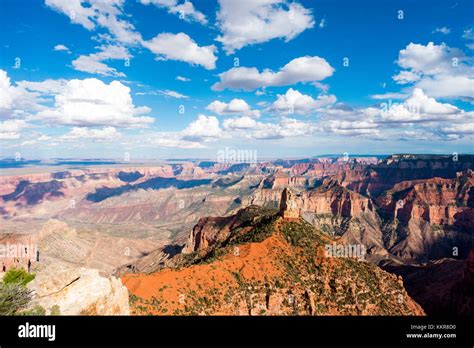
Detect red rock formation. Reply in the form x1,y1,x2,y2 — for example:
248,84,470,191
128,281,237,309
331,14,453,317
182,208,255,255
347,156,473,197
0,164,208,197
289,163,312,175
279,188,300,219
123,208,424,316
378,171,473,228
301,179,374,218
375,171,473,261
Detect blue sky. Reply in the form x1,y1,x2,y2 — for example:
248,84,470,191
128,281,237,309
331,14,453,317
0,0,473,160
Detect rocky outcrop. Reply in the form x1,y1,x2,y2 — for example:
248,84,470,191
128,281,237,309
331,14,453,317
262,174,307,189
28,265,129,315
298,180,386,260
376,171,474,261
301,179,375,217
182,205,272,255
249,181,386,260
2,154,474,316
250,179,376,218
183,179,380,258
123,213,423,316
0,219,75,272
182,215,235,255
377,171,473,226
246,187,283,209
279,188,300,219
347,155,474,197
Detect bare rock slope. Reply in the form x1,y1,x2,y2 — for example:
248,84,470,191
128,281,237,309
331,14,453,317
29,265,129,315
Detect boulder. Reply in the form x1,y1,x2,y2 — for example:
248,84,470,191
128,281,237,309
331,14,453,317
28,265,129,315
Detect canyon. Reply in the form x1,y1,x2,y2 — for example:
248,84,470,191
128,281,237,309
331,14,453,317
0,154,472,315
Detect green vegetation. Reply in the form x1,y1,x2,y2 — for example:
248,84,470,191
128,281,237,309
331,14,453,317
0,268,36,316
189,206,278,266
50,304,61,315
280,219,325,252
0,282,33,315
0,267,49,316
128,206,420,316
227,211,278,246
22,304,47,316
3,268,35,286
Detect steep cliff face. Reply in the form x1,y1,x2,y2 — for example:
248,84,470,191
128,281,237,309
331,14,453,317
288,163,312,175
301,179,374,217
346,155,473,197
246,187,282,209
2,155,473,316
249,179,375,216
123,205,423,316
244,180,386,260
378,172,473,225
0,219,75,272
376,171,474,261
279,188,300,219
260,174,307,189
182,206,276,256
275,182,386,260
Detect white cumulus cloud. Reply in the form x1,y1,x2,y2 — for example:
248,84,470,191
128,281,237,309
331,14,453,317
72,44,130,77
223,116,258,130
271,88,336,115
140,0,207,25
380,88,461,123
45,0,142,44
433,27,450,35
61,126,121,141
0,120,28,140
158,90,189,99
212,56,334,91
393,42,474,101
35,78,154,128
16,79,67,94
176,75,190,82
0,70,23,112
216,0,314,54
181,114,222,141
0,70,43,117
206,98,260,117
441,122,474,137
324,119,379,136
143,32,217,70
54,44,71,52
250,118,316,139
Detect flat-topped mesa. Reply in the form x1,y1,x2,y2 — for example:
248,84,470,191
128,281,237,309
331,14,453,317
279,187,300,220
